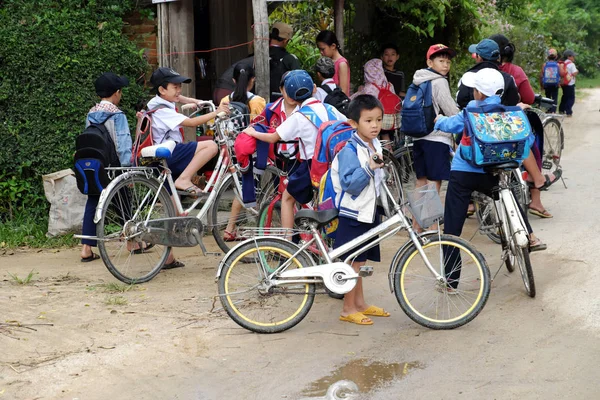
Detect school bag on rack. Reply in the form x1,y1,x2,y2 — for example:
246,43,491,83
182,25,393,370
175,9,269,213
460,103,532,167
400,80,434,138
130,105,169,166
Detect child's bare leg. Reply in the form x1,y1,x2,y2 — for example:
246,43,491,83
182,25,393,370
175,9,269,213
281,189,296,240
522,153,545,189
174,141,218,191
225,198,244,234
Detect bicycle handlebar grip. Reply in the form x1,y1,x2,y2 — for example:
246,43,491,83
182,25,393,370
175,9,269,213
372,154,384,165
216,111,228,119
181,103,198,111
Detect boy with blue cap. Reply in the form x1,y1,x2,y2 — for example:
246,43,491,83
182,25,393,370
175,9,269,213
245,69,346,237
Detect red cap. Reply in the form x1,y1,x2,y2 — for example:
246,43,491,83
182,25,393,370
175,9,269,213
426,44,456,60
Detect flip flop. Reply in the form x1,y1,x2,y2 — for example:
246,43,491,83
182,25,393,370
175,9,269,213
361,305,390,317
529,170,562,192
132,243,155,254
529,238,548,252
81,252,100,263
223,230,243,242
528,207,553,219
163,260,185,270
176,185,204,198
339,312,373,325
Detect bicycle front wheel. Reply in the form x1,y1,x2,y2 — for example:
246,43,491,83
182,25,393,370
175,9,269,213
97,174,175,284
218,238,316,333
541,117,564,176
393,235,491,329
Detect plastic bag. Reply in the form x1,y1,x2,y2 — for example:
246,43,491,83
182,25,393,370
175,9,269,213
42,169,87,237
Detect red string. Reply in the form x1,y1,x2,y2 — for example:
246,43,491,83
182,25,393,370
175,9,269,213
147,35,270,57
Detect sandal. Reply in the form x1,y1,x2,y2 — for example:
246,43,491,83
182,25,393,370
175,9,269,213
528,207,553,219
177,185,204,198
361,305,390,317
132,243,155,254
163,260,185,270
529,238,547,252
223,230,243,242
339,312,373,325
528,170,562,192
81,252,100,263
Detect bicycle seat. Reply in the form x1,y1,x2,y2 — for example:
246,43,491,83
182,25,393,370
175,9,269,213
294,208,339,228
141,140,176,159
484,161,520,173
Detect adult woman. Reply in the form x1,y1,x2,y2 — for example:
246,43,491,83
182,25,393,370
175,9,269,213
316,30,351,96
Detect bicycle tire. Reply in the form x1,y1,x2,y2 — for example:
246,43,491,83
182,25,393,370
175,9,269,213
473,193,502,245
218,238,316,333
497,203,516,273
392,234,491,330
394,146,417,193
507,209,536,297
381,148,404,205
541,118,564,176
97,174,175,284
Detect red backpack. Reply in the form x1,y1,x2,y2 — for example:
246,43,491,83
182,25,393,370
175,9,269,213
557,60,573,86
130,106,170,166
310,120,354,188
374,83,401,130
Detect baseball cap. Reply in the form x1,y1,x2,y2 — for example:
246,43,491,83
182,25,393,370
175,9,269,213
95,72,129,98
460,68,505,97
271,22,293,41
150,67,192,88
314,56,335,76
563,49,577,57
548,48,558,57
426,44,456,60
283,70,314,101
468,39,500,61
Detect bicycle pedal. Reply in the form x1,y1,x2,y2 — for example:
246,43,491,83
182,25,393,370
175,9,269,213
359,266,374,277
205,252,222,257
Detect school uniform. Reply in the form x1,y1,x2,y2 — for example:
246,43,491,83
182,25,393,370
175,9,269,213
314,78,337,102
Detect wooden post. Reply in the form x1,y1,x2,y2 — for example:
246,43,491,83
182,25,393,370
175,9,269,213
252,0,270,101
334,0,345,51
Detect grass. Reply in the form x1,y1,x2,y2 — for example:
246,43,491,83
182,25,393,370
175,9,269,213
8,270,38,285
576,75,600,89
0,215,79,249
88,282,136,293
104,296,128,306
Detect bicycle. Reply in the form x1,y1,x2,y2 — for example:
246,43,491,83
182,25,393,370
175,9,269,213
216,179,491,334
85,101,277,284
531,94,565,184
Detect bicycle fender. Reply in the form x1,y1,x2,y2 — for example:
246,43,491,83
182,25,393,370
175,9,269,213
93,171,148,224
387,231,438,293
499,189,529,248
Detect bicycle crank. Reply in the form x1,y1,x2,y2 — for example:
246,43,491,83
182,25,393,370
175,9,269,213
142,217,205,247
278,262,359,295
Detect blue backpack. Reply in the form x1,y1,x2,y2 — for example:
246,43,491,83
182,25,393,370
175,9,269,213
400,80,434,138
460,103,532,167
542,61,560,87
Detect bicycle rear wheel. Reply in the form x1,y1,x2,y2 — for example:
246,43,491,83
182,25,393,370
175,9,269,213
394,145,416,193
541,118,564,176
392,235,491,329
218,238,316,333
97,174,175,284
473,193,502,245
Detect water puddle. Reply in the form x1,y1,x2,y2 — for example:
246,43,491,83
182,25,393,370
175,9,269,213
301,358,424,399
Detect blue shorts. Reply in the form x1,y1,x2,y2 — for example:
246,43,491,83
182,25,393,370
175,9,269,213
167,142,197,179
413,140,451,181
333,209,382,263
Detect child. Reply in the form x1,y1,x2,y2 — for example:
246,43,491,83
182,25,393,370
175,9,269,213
147,67,229,268
330,94,390,325
219,63,266,117
244,69,346,239
380,43,406,98
539,49,560,112
313,56,338,102
435,68,546,269
81,72,132,262
316,30,351,96
411,44,460,212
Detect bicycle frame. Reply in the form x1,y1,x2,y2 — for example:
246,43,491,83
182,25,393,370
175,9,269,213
493,171,529,249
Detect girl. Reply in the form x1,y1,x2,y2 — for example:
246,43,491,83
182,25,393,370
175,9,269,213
331,94,391,325
316,30,351,97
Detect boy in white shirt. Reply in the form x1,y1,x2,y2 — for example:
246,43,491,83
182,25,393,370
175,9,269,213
314,57,338,102
244,69,346,237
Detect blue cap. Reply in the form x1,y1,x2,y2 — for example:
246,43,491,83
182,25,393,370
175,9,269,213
283,70,314,101
468,39,500,61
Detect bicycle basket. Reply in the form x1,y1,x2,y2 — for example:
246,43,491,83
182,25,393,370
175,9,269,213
219,114,265,138
406,183,444,228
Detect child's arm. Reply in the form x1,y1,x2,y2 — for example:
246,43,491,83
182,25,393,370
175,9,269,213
179,95,203,105
244,126,281,143
180,104,230,127
434,111,465,134
337,147,382,196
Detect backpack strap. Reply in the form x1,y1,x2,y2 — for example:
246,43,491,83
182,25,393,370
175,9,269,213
298,100,326,128
321,84,333,94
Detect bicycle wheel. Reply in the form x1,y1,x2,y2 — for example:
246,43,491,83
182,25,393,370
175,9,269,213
394,146,416,191
258,200,282,235
218,238,316,333
97,174,175,284
382,148,404,204
541,118,564,176
506,210,536,297
392,234,491,329
473,193,502,245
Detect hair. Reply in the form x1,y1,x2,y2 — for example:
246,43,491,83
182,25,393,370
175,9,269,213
548,54,557,61
231,63,255,103
380,43,399,56
489,34,515,63
429,51,452,61
347,94,383,123
316,30,343,55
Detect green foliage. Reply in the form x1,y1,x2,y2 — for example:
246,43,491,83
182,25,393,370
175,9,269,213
8,270,38,285
0,214,79,248
0,0,150,222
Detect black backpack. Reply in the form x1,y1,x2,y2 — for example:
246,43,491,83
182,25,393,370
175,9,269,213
269,56,287,98
225,95,256,133
73,117,121,195
320,85,350,116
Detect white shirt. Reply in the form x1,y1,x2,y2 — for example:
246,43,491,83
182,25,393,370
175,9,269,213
276,97,347,159
314,78,337,102
147,95,187,144
566,60,578,86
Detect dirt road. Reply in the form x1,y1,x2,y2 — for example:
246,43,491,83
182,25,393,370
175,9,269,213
2,90,599,400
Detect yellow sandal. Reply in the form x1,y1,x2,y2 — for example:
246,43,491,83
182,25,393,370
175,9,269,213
362,305,390,317
339,312,373,325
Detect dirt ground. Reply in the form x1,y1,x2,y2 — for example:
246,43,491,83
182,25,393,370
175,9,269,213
2,90,600,400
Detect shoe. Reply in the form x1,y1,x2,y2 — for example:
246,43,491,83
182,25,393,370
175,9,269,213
223,230,244,242
435,283,459,295
528,207,553,219
528,170,562,191
132,243,155,254
81,252,100,263
339,312,373,325
529,238,547,252
361,305,390,317
162,260,185,270
176,185,205,198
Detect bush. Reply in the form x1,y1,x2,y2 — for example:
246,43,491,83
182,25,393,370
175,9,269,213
0,0,150,222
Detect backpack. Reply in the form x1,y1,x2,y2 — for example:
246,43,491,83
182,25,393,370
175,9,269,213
374,83,402,130
310,120,354,187
320,84,350,116
459,103,532,167
558,60,573,86
74,117,121,195
226,99,252,134
269,55,286,97
542,61,560,87
400,80,434,138
130,105,169,166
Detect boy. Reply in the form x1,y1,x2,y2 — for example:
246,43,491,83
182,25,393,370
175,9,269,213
558,50,578,117
331,94,390,325
435,68,546,269
381,43,406,98
244,69,346,238
539,49,560,113
313,56,338,102
81,72,132,262
411,44,459,219
147,67,228,268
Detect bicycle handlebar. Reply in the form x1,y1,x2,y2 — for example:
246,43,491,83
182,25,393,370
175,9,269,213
533,94,555,108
